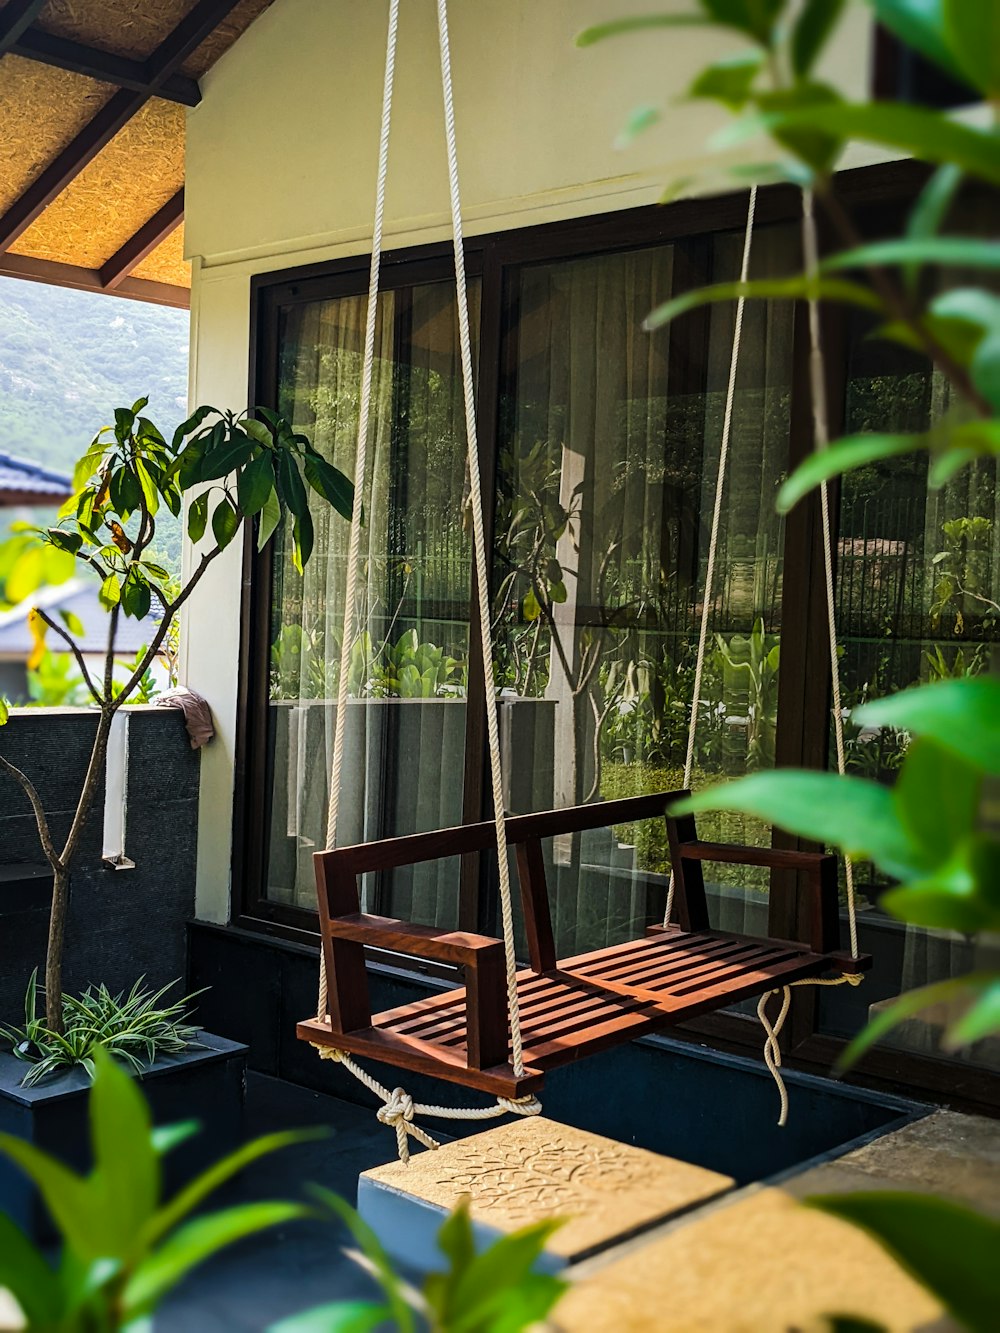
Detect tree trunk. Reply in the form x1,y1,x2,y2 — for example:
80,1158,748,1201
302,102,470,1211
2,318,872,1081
45,867,71,1032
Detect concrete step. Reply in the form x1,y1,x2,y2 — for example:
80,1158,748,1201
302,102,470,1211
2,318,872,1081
357,1115,734,1273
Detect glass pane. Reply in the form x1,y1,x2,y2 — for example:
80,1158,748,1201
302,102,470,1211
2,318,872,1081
820,318,1000,1070
494,228,796,958
265,279,479,924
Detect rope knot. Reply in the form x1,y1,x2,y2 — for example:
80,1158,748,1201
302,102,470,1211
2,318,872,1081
497,1094,543,1117
377,1087,415,1127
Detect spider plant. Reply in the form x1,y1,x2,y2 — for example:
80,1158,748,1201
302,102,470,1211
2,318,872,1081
0,972,202,1088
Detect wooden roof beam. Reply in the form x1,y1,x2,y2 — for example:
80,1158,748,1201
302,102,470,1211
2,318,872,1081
0,252,190,310
8,29,201,107
0,0,242,253
100,188,185,289
0,0,46,54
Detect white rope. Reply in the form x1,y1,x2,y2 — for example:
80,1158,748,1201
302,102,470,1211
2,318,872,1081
315,1048,541,1164
311,0,540,1162
757,973,864,1126
317,0,400,1023
436,0,526,1079
665,185,757,927
802,187,859,961
752,190,866,1125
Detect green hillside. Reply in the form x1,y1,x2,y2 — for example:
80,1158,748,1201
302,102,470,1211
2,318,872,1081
0,276,190,572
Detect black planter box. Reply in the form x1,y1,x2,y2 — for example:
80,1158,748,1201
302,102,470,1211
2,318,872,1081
0,1031,247,1240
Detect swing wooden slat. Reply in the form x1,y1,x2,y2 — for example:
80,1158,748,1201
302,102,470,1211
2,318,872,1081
298,791,870,1097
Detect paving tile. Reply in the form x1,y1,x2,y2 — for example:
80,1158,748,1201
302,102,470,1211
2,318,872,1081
361,1116,734,1265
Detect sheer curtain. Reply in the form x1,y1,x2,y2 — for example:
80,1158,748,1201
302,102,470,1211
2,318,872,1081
495,227,796,958
266,281,476,924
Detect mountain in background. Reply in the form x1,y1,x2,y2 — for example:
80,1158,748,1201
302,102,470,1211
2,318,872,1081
0,276,190,573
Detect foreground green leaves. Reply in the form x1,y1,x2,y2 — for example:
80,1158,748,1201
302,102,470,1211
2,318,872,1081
674,675,1000,1061
272,1194,567,1333
807,1192,1000,1333
0,1047,319,1330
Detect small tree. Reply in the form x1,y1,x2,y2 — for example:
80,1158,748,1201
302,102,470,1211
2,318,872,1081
0,400,352,1035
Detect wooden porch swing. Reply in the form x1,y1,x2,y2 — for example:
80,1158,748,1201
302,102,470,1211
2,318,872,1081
298,792,866,1100
297,0,869,1159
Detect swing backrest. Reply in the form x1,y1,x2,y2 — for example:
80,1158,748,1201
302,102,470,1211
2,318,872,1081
315,792,688,974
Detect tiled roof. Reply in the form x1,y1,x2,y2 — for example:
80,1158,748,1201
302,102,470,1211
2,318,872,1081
0,579,158,656
0,451,72,504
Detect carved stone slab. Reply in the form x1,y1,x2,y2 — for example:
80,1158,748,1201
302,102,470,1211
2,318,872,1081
358,1117,733,1269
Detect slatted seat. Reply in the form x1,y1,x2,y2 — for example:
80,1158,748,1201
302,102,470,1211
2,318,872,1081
299,792,870,1096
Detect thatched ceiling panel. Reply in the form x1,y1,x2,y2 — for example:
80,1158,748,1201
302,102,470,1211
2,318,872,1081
0,55,113,213
9,100,185,268
131,222,190,287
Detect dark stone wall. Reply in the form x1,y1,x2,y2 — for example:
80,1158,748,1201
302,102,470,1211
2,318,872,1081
0,708,200,1023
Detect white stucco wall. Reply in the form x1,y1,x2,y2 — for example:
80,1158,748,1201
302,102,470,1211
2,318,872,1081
182,0,877,920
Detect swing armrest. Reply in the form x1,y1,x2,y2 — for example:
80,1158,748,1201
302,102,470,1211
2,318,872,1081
677,840,832,872
323,913,509,1071
328,912,502,965
674,840,842,956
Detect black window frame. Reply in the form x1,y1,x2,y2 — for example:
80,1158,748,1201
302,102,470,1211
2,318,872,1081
234,158,1000,1112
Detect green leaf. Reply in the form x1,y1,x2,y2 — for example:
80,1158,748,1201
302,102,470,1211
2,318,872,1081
241,418,274,448
644,275,882,332
672,772,923,880
123,1202,313,1318
257,486,282,552
269,1303,394,1333
134,459,159,517
187,492,209,543
777,433,925,513
142,1129,324,1246
211,497,240,551
99,574,121,609
308,1187,416,1333
755,81,844,172
88,1047,159,1252
792,0,845,76
523,587,541,621
114,407,135,443
292,508,314,574
688,51,763,109
150,1121,200,1156
109,467,142,516
576,15,708,47
881,843,997,933
942,0,1000,97
303,451,354,520
806,1192,1000,1332
277,449,309,519
199,433,254,483
0,1133,101,1258
769,103,1000,185
171,406,215,452
0,697,8,726
437,1200,475,1277
122,569,152,621
238,452,274,516
837,973,994,1070
823,236,1000,273
868,0,968,85
130,396,150,416
946,979,1000,1047
58,607,85,636
615,103,662,148
855,677,1000,776
449,1216,565,1330
890,737,980,872
0,1213,59,1325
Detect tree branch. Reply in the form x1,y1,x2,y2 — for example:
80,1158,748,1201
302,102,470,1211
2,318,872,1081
0,754,62,871
112,541,228,707
34,609,103,705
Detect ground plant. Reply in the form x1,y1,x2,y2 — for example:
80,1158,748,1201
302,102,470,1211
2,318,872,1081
0,974,201,1089
0,401,353,1045
581,0,1000,1327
